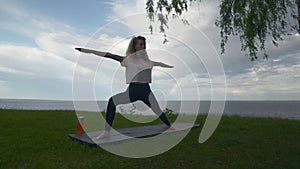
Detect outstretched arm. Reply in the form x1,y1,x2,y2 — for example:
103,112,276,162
75,48,123,62
152,61,174,68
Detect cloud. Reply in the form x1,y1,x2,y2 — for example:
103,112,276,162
104,0,300,100
225,61,300,100
0,1,126,99
35,32,86,62
0,1,70,37
0,1,90,60
106,0,146,20
1,0,299,100
0,43,75,80
0,66,35,76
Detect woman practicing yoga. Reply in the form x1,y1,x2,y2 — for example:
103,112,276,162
75,36,177,140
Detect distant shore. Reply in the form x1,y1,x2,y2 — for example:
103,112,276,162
0,99,299,120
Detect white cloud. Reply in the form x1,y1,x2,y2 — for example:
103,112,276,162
225,61,300,100
106,0,146,20
0,66,35,76
103,0,300,100
35,31,86,62
0,1,123,99
0,44,74,80
0,1,71,37
1,0,299,100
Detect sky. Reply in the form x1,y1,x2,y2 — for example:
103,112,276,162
0,0,300,101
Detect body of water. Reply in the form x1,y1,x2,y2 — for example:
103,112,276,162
0,99,299,120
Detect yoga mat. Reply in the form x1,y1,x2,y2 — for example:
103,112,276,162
68,123,200,146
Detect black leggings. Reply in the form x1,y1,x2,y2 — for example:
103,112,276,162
105,83,171,131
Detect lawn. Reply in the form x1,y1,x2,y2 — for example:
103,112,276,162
0,109,299,169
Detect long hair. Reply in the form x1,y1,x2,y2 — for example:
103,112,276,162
125,36,146,56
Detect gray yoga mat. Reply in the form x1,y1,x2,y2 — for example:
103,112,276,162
68,122,200,146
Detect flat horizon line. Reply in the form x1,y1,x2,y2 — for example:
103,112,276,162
1,98,300,102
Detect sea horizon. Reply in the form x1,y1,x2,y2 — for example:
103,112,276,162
1,99,300,121
1,98,300,101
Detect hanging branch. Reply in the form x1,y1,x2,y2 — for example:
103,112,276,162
146,0,299,61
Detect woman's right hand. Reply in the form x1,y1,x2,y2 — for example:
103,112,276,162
75,47,82,52
75,48,91,53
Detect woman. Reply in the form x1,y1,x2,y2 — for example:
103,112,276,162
76,36,177,140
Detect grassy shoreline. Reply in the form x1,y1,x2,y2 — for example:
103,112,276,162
0,109,299,169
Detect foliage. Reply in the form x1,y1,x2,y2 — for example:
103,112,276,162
163,107,174,115
216,0,298,60
146,0,299,61
146,0,191,44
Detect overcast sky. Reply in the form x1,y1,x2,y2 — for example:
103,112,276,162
0,0,300,101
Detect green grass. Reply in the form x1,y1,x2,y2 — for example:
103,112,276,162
0,109,299,169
